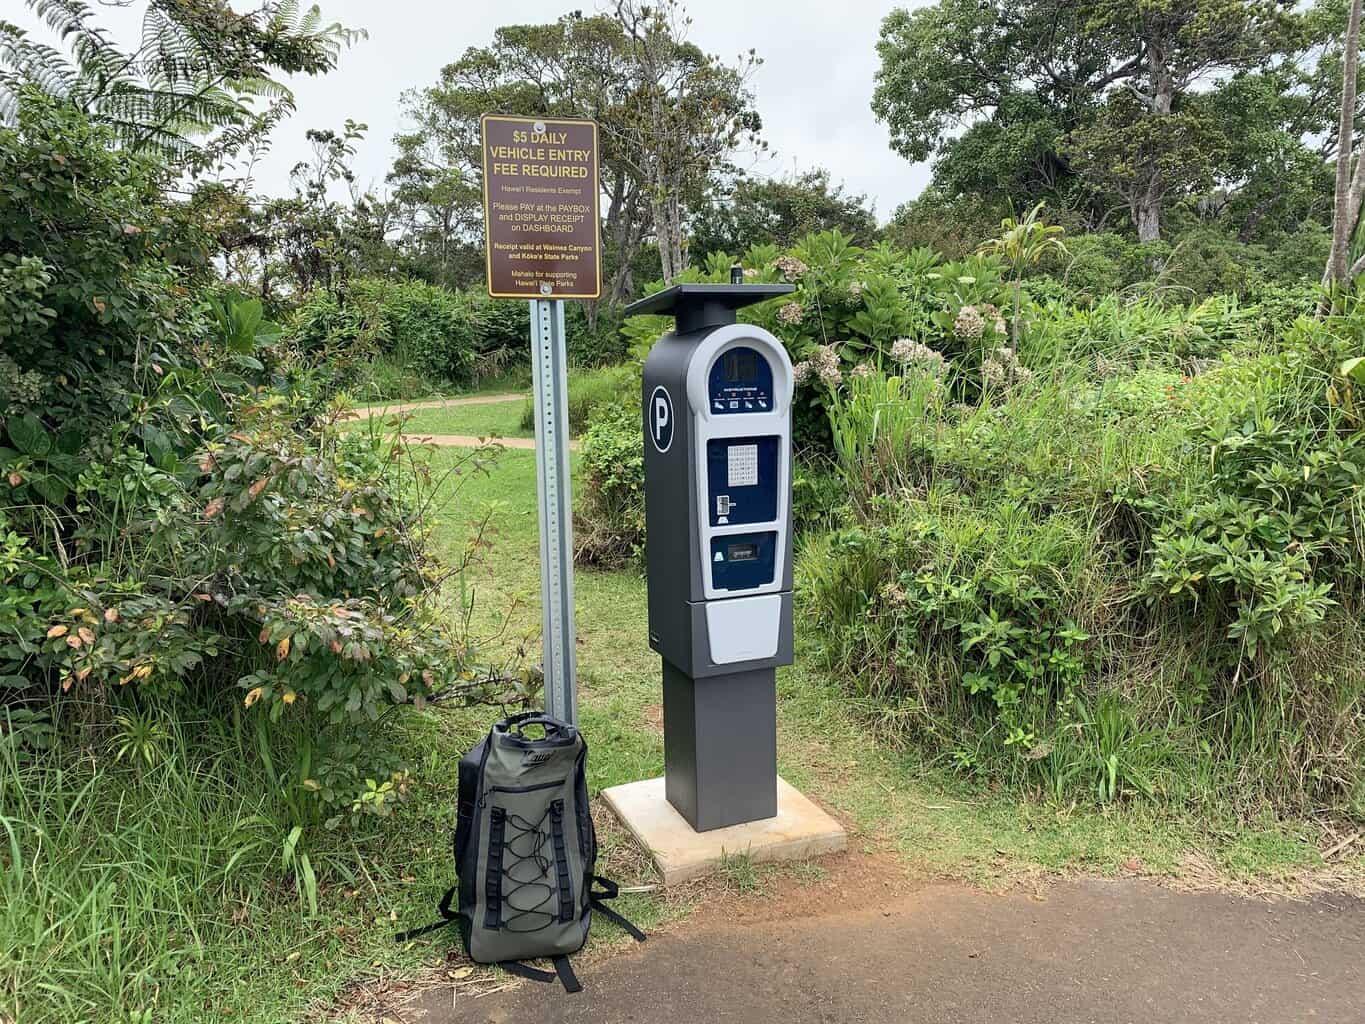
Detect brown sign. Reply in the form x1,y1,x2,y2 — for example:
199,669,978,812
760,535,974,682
481,115,601,300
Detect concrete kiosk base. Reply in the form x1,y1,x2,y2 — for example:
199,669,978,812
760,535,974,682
601,775,846,886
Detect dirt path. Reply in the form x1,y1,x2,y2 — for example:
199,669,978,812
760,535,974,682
345,393,581,450
344,393,525,418
404,433,579,452
400,871,1365,1023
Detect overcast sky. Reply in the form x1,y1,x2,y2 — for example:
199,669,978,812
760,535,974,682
9,1,933,221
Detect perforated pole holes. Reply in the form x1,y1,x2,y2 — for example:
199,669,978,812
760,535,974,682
529,299,578,724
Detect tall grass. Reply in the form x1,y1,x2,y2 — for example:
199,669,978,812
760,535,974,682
1,708,355,1024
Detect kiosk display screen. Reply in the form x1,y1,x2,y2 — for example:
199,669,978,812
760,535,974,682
707,346,774,414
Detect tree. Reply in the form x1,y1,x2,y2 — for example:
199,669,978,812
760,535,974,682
872,0,1311,242
0,0,359,168
1068,0,1295,242
1326,0,1365,291
688,169,878,258
872,1,1110,224
391,13,649,305
391,6,761,301
210,119,385,302
385,133,483,289
611,0,763,283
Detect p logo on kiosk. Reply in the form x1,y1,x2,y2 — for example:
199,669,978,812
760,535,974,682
649,386,674,453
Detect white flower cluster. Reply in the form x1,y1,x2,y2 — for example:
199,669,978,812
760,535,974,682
775,255,809,281
850,362,873,379
793,344,842,389
890,337,948,378
812,345,843,386
742,267,759,279
848,280,865,300
776,301,806,326
953,305,986,341
980,347,1034,390
980,303,1008,337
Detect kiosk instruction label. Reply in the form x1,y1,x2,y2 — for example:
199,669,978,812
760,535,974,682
481,115,601,299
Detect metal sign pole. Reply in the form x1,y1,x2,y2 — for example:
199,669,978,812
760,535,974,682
529,298,578,724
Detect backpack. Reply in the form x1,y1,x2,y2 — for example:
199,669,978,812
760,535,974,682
396,712,644,992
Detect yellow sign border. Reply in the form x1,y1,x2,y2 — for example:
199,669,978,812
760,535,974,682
481,114,602,301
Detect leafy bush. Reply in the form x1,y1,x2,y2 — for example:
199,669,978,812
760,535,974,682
282,280,540,396
469,294,531,378
0,92,190,427
520,364,638,436
574,403,645,568
566,306,629,366
801,305,1365,815
360,278,478,384
1131,319,1364,654
0,95,516,824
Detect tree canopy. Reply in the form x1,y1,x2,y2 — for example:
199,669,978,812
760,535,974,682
872,0,1350,242
386,3,761,303
688,169,878,258
0,0,359,167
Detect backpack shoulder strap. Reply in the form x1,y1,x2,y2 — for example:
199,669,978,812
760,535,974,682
393,886,458,943
497,956,582,994
589,875,647,943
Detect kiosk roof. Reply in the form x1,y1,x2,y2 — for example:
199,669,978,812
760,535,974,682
624,284,795,333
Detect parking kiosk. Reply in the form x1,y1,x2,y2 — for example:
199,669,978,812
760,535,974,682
626,283,796,831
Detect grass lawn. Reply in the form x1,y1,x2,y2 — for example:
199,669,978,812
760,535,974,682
10,443,1361,1024
392,399,531,440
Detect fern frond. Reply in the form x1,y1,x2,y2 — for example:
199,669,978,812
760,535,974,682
10,0,359,160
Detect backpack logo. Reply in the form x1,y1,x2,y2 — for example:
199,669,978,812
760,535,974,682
521,750,553,768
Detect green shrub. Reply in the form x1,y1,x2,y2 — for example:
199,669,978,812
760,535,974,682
283,281,533,394
566,306,629,366
468,295,530,379
520,364,638,436
574,403,645,568
801,305,1365,814
360,278,478,384
803,492,1112,768
286,289,386,358
1131,319,1364,654
0,92,191,427
1031,231,1139,301
0,95,515,819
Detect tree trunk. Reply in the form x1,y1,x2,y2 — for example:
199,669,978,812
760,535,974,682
1134,190,1162,244
651,190,684,284
1237,195,1277,244
604,177,644,309
607,211,643,308
1327,0,1364,287
1134,36,1176,244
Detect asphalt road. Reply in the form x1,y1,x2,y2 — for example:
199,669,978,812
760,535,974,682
404,877,1364,1024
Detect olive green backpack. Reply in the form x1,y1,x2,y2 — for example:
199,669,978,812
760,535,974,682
396,713,644,992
